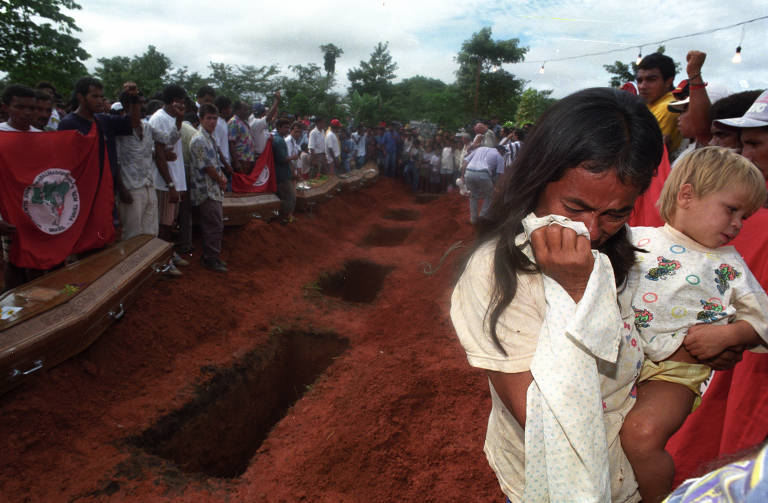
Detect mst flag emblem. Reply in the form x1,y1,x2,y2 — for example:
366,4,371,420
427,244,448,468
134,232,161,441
22,169,81,235
0,125,115,269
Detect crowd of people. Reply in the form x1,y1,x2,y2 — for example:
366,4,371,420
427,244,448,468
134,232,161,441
356,119,529,223
0,74,530,289
3,47,768,502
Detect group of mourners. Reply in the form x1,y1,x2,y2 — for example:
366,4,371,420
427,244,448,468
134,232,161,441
451,50,768,502
359,118,529,225
3,46,768,502
0,78,379,288
0,73,531,291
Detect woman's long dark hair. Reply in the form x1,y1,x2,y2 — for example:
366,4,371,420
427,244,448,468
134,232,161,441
472,87,663,353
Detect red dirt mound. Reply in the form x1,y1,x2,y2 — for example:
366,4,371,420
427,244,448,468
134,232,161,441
0,178,500,502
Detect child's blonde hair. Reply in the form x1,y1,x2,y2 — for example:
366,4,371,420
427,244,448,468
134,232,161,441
657,146,767,222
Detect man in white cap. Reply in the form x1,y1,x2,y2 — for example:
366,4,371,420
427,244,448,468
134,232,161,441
714,90,768,178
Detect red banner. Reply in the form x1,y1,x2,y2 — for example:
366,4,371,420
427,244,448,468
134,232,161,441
0,125,115,270
231,137,277,193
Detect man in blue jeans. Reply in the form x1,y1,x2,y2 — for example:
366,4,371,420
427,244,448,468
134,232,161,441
382,123,398,177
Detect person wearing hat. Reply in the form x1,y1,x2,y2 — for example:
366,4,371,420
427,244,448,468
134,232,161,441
325,118,342,175
248,90,280,156
707,91,763,152
715,90,768,179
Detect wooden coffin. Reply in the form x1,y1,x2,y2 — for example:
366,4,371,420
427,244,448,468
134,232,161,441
222,192,282,226
295,177,341,212
0,235,172,395
337,169,366,192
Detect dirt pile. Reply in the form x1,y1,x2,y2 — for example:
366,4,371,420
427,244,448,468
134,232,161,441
0,179,499,502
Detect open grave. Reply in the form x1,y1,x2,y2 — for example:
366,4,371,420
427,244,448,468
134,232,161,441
362,224,413,247
132,330,349,478
317,259,392,303
381,208,421,222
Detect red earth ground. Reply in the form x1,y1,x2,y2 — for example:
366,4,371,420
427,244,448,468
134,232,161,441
0,178,504,502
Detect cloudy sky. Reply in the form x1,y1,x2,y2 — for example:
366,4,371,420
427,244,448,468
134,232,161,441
67,0,768,99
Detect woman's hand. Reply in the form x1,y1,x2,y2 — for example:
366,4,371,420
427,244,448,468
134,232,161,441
530,224,594,302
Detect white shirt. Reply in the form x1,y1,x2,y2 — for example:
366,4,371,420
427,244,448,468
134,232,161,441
116,121,156,190
464,147,505,176
352,132,366,156
451,224,642,503
214,116,230,163
308,127,325,155
248,116,269,154
149,108,186,191
0,122,41,132
285,134,300,159
325,130,340,162
629,224,768,361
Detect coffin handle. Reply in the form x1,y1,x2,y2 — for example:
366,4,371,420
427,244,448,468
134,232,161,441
108,303,125,320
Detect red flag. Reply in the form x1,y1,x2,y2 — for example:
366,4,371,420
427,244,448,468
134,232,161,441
231,137,277,193
0,125,115,270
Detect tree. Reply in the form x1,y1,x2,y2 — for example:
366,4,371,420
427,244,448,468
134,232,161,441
515,88,557,126
208,62,280,102
95,45,173,99
277,63,338,117
456,27,527,116
319,43,344,77
0,0,90,95
348,91,381,127
168,67,211,98
604,45,681,87
347,42,398,99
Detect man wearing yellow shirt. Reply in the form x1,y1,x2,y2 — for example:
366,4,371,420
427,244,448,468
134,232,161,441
637,53,682,156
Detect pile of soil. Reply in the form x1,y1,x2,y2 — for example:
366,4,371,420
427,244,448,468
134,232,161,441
0,179,501,502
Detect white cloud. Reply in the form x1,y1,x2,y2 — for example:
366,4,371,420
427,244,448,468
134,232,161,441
65,0,768,99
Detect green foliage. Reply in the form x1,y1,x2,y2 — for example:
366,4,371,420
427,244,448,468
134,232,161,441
277,63,343,118
604,60,636,88
208,62,280,102
348,90,381,127
347,42,398,99
386,76,465,130
319,43,343,76
95,45,173,99
168,67,211,98
455,27,527,117
0,0,90,97
514,88,557,126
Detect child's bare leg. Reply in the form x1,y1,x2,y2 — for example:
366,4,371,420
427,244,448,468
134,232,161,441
620,380,695,503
